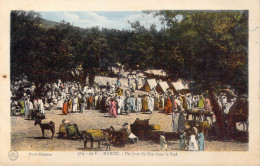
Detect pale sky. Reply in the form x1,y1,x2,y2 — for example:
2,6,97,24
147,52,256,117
38,11,165,30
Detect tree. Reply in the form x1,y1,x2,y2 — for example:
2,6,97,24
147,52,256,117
150,10,248,136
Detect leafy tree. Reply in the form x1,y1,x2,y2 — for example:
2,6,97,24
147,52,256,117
150,10,248,136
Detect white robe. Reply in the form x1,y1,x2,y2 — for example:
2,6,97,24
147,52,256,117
24,100,29,116
160,135,167,151
119,96,125,113
117,98,122,114
136,98,142,112
38,99,45,114
72,97,78,112
188,135,198,151
148,97,154,112
172,112,179,133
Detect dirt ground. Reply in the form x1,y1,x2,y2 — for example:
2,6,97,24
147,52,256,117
11,108,248,151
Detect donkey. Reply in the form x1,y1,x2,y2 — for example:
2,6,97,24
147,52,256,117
34,118,55,139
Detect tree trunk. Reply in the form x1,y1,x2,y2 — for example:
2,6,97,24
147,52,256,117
226,94,241,137
208,90,225,136
89,75,95,87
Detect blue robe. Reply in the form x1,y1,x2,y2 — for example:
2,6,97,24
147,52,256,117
179,134,186,150
124,97,131,114
129,97,135,112
198,133,204,151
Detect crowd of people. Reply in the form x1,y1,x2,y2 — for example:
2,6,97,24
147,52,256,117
10,75,237,151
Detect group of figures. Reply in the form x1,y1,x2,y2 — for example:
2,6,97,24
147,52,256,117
159,127,205,151
10,75,239,152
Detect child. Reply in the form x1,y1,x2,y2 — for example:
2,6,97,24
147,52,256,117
188,127,199,151
160,132,168,151
179,131,186,150
197,128,205,151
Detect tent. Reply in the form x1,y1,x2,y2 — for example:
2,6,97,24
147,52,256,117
168,81,189,95
156,81,169,94
141,79,157,92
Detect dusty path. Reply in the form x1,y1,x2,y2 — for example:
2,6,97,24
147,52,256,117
11,109,248,151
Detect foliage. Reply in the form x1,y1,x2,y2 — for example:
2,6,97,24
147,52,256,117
11,10,248,96
150,10,248,94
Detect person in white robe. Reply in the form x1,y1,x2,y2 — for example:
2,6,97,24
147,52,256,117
160,133,168,151
28,100,33,119
24,97,29,118
121,96,125,114
172,111,179,133
148,95,154,113
136,95,142,112
188,127,199,151
72,96,78,112
188,134,199,151
38,98,45,114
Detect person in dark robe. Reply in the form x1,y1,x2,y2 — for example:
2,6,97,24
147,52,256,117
178,111,186,133
100,95,107,113
141,95,149,112
179,131,186,150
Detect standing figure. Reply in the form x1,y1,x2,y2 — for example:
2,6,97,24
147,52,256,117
171,111,179,133
72,96,78,112
24,97,29,118
62,100,68,115
179,131,186,150
188,128,199,151
154,94,160,111
38,98,45,114
129,95,136,112
160,133,168,151
197,129,205,151
164,98,172,114
178,111,186,133
116,78,122,89
148,95,154,113
141,95,149,112
124,95,131,115
68,97,72,113
136,95,142,112
108,98,117,118
88,94,94,110
80,95,86,113
28,99,33,119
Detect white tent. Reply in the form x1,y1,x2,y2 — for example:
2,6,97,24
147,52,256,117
156,81,169,94
171,81,187,91
141,79,157,92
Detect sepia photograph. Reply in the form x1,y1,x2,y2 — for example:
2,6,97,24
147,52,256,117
10,10,249,152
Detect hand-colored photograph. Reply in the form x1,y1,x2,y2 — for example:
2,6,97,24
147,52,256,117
10,10,248,152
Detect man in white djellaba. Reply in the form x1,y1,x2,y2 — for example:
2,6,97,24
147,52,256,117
148,94,154,113
72,95,78,112
136,95,142,112
38,98,45,114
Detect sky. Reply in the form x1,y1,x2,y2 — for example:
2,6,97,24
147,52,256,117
38,11,165,30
